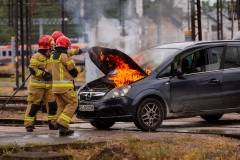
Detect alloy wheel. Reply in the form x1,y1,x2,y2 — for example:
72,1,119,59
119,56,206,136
141,102,161,128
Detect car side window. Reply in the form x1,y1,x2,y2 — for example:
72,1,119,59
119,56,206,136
224,46,240,69
181,47,223,74
158,65,172,78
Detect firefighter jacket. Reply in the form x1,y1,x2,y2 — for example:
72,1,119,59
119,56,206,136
67,47,89,56
28,52,50,89
67,48,79,56
50,49,78,93
45,48,78,89
45,56,53,89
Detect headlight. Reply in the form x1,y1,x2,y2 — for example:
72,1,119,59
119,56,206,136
104,85,131,99
77,84,86,95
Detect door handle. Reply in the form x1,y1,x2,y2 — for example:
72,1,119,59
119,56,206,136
208,78,221,84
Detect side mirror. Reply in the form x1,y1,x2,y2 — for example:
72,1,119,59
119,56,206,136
176,69,185,79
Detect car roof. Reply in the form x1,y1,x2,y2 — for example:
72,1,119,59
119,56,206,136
154,40,240,50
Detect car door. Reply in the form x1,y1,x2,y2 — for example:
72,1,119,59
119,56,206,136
222,45,240,108
170,46,224,113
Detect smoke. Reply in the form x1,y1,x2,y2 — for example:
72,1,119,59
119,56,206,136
62,0,187,81
62,0,186,52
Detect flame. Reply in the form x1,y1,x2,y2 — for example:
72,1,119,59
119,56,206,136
108,56,147,88
144,68,152,75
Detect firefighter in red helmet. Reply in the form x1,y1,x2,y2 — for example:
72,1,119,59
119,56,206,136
49,36,79,136
51,30,89,56
24,35,58,132
51,31,64,43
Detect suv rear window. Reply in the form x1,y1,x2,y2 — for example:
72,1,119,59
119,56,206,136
224,46,240,69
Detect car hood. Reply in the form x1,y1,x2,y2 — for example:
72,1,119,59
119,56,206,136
89,47,148,76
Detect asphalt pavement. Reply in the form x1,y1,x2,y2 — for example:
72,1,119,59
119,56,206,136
1,114,240,146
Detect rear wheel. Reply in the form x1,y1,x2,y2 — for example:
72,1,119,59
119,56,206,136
200,114,223,122
90,119,115,130
134,98,164,131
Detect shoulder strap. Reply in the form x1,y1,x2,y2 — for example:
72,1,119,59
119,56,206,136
52,50,61,60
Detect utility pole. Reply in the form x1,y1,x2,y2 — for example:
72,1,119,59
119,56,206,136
25,0,32,65
217,0,224,40
8,0,14,27
191,0,202,41
196,0,202,40
220,0,223,39
191,0,196,40
217,0,220,39
231,0,234,38
15,0,19,88
20,0,25,83
61,0,65,34
187,0,190,30
120,0,127,36
237,0,240,30
29,0,32,57
25,0,30,65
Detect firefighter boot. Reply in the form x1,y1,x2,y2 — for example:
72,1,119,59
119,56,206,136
56,123,74,136
48,121,58,130
26,126,34,132
48,101,58,130
24,104,40,132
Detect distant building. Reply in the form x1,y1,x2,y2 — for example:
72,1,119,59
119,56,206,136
174,0,238,40
82,0,239,81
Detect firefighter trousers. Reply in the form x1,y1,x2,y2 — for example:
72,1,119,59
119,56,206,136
24,87,57,128
54,89,78,128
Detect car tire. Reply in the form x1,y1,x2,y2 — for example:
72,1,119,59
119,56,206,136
200,114,223,122
90,119,115,130
134,98,164,131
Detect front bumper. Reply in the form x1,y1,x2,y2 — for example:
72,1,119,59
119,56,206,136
76,96,134,121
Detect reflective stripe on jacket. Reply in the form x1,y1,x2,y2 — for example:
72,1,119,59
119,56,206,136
29,78,47,88
45,58,53,89
50,52,77,93
29,52,48,89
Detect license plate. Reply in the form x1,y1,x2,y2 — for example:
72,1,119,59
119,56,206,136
79,105,94,111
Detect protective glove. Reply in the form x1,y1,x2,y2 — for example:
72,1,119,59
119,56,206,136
68,68,78,78
78,47,89,55
42,71,52,81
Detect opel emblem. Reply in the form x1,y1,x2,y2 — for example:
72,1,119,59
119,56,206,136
86,93,92,100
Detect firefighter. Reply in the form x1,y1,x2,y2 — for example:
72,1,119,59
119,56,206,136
51,31,64,43
50,36,79,136
52,30,88,56
51,30,85,126
24,35,58,132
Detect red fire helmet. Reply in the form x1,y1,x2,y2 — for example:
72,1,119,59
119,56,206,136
56,36,71,49
38,35,55,50
51,31,64,42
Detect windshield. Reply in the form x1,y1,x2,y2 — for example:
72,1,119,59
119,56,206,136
132,48,181,71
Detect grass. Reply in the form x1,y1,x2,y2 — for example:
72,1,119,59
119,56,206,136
58,136,240,160
0,143,22,155
0,134,240,160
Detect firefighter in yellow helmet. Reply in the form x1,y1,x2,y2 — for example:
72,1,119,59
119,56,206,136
24,35,58,132
50,35,78,136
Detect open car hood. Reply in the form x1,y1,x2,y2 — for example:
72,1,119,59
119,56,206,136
89,47,148,76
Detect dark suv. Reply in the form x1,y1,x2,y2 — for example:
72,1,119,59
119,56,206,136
77,41,240,131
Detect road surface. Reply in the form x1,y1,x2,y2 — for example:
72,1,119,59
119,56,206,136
1,113,240,146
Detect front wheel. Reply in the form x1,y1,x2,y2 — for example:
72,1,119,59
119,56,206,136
134,98,164,131
200,114,223,122
90,119,115,130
